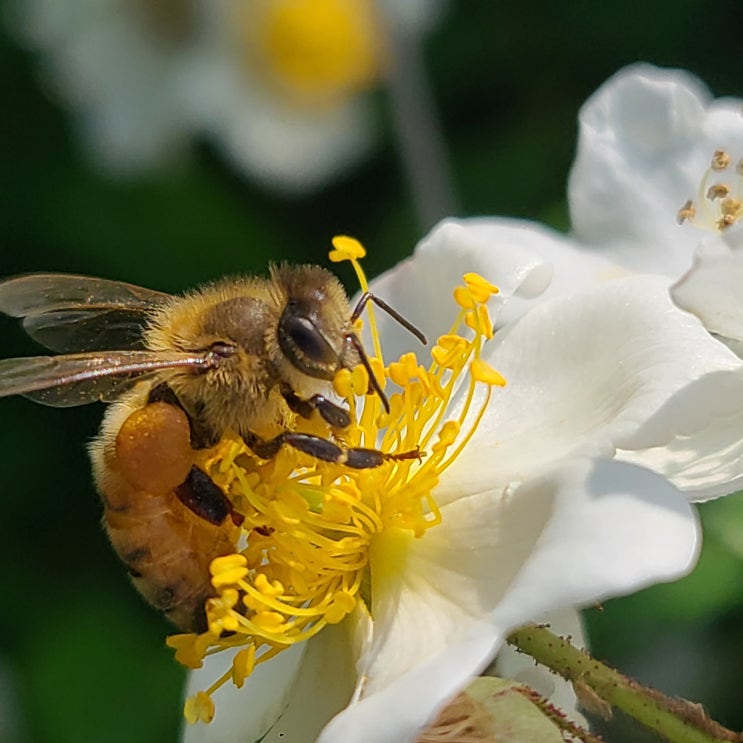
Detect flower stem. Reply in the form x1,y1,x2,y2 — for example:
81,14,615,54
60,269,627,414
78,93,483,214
507,624,741,743
378,6,457,231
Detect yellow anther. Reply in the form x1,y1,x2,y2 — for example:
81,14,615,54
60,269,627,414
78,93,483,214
721,197,742,217
712,150,731,170
254,573,284,598
329,235,367,262
333,368,354,398
375,397,402,429
435,421,461,449
470,359,507,387
253,611,288,631
677,199,696,224
717,214,737,230
184,691,215,725
707,183,730,200
166,633,212,669
431,341,467,369
436,334,469,352
325,591,356,623
232,646,257,688
210,554,249,588
206,590,241,635
388,352,420,386
465,305,494,340
679,152,742,233
351,363,370,394
463,273,499,303
453,285,476,309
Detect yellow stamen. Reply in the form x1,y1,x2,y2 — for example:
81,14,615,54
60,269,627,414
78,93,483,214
678,149,742,233
471,359,507,387
232,646,256,688
210,554,249,588
329,234,367,261
176,237,505,722
184,691,215,725
712,150,731,171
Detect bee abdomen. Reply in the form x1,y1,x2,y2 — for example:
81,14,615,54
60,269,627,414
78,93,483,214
93,396,240,632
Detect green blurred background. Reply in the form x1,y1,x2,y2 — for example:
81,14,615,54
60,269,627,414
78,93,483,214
1,1,742,741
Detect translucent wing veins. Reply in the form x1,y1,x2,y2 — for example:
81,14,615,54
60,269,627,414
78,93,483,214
0,351,212,407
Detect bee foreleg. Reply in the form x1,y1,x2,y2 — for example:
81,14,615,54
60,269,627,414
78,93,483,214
280,385,351,429
244,430,421,470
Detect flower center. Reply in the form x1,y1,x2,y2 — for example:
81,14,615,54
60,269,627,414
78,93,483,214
172,236,504,724
244,0,383,107
677,149,743,232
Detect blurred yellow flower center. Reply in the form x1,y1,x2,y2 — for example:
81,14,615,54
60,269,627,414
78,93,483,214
248,0,382,105
677,149,743,232
172,236,504,724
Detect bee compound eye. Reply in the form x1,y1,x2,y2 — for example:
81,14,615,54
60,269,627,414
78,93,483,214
278,313,338,376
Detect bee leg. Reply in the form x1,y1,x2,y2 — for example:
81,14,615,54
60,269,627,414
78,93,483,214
175,466,238,526
280,385,351,429
244,431,421,470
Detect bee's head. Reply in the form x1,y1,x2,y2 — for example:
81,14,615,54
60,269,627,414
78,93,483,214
273,265,359,384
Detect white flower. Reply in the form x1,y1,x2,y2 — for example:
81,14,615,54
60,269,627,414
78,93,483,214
567,63,743,342
9,0,444,191
182,221,743,742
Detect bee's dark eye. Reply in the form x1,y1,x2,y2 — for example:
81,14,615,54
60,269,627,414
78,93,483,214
278,304,338,379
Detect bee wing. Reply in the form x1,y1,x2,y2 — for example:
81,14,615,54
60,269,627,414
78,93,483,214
0,350,211,407
0,274,171,353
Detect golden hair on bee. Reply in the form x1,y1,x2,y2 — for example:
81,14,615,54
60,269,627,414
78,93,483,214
0,265,425,631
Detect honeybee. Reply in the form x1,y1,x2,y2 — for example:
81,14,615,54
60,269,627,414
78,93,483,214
0,266,425,631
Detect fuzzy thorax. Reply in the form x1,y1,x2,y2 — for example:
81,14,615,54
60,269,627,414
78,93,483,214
169,237,505,725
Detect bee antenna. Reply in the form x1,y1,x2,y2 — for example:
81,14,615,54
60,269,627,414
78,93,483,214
346,332,390,414
350,292,427,345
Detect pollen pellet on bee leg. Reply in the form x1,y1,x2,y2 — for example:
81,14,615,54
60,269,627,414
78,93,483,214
115,402,194,495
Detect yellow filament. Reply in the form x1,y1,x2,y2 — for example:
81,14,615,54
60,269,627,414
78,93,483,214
176,238,505,722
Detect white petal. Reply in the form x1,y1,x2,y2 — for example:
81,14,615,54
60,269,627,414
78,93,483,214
318,458,698,743
569,64,742,275
617,367,743,500
672,228,743,342
319,623,502,743
183,624,357,743
259,624,357,743
441,274,742,498
366,218,557,360
488,459,699,628
206,91,373,193
182,643,306,743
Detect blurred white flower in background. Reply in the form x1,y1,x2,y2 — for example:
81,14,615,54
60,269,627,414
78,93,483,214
8,0,444,191
567,63,743,344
